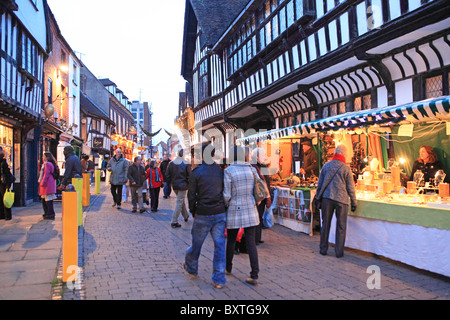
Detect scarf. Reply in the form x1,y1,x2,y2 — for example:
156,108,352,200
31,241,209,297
154,168,161,182
149,167,161,183
333,153,346,163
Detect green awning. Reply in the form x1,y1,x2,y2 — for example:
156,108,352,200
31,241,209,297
237,96,450,144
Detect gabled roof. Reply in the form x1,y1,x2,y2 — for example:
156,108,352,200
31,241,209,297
98,78,117,87
80,91,114,124
190,0,251,47
181,0,251,81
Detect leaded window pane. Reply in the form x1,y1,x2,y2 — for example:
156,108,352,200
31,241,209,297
426,75,443,99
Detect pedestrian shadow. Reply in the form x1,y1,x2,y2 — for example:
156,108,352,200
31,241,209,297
22,219,59,249
86,195,107,212
145,209,172,221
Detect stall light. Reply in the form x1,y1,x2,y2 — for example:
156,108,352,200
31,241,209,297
399,158,406,165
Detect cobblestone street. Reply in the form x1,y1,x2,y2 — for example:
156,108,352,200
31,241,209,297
71,186,449,301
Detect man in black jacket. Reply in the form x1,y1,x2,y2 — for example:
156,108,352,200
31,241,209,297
127,156,147,213
184,143,227,289
166,149,190,228
299,140,319,178
160,154,171,198
58,146,82,190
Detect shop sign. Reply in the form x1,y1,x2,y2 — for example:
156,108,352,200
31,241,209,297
93,138,103,148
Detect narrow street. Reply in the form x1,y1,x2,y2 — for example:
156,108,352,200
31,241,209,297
68,185,449,300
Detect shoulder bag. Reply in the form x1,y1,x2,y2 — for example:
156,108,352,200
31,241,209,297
251,166,270,203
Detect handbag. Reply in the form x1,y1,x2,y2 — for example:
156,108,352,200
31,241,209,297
314,164,344,210
251,166,270,203
3,189,14,209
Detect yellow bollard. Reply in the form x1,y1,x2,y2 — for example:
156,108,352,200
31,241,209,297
73,178,83,226
62,189,78,283
82,173,90,207
95,169,101,195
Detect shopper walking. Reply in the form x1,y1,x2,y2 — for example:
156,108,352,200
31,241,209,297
316,144,357,258
184,142,226,289
160,154,172,198
127,156,147,213
166,149,190,228
224,146,260,286
81,155,88,173
87,156,95,184
146,160,163,212
0,151,15,220
251,148,272,245
39,152,57,220
58,146,82,190
107,149,129,210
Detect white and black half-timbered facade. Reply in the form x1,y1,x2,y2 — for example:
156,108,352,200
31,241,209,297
0,0,51,205
181,0,450,156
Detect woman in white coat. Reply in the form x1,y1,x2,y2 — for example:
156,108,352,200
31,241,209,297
224,146,260,285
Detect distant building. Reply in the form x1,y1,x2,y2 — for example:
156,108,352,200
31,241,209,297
131,101,152,158
99,79,136,160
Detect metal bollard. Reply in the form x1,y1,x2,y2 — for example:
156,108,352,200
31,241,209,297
95,169,101,195
82,173,90,207
72,177,83,226
62,185,78,283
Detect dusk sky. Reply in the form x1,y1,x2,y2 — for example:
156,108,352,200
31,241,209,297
47,0,187,143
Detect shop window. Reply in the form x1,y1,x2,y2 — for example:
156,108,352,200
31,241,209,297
47,78,53,105
323,106,329,118
330,104,337,116
426,75,443,99
363,94,372,110
288,116,294,127
354,97,362,111
354,94,371,111
303,112,309,123
338,101,346,114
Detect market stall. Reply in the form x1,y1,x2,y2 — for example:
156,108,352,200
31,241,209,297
271,186,316,236
238,96,450,276
239,130,320,236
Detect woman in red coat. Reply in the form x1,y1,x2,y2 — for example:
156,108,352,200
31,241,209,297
146,160,163,212
39,152,57,220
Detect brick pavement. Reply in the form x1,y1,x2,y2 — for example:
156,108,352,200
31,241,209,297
69,185,450,301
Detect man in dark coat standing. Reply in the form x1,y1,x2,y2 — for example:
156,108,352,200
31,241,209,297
58,146,82,190
300,140,319,178
127,156,147,213
160,154,171,198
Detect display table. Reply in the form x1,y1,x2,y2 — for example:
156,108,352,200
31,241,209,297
272,187,316,236
327,199,450,277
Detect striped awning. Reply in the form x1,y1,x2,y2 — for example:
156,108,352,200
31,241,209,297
237,96,450,144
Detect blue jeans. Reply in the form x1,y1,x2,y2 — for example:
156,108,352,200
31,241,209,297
185,213,226,285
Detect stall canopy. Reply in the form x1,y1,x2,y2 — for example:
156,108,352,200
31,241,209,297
237,96,450,143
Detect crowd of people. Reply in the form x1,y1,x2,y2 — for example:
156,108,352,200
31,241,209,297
3,139,444,290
